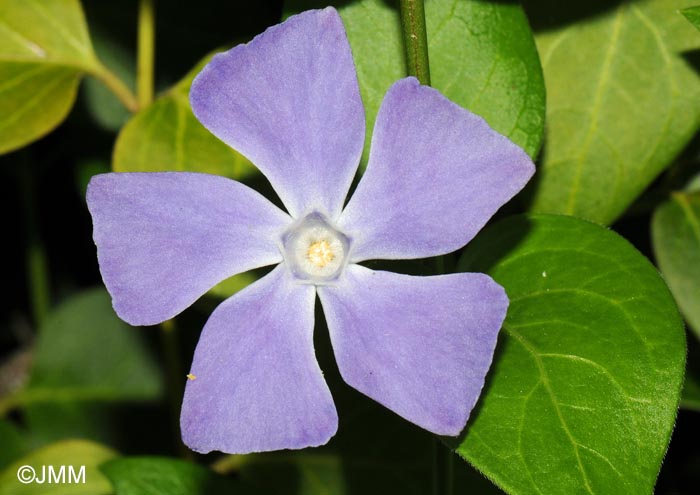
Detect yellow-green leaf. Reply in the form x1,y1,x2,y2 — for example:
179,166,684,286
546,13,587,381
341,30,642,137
0,0,99,154
0,440,117,495
113,52,255,179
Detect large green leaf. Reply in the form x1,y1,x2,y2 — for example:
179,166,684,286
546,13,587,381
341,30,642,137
112,53,255,178
285,0,545,162
0,0,99,154
5,288,162,411
101,457,248,495
682,6,700,31
0,440,117,495
456,215,685,494
652,192,700,337
526,0,700,224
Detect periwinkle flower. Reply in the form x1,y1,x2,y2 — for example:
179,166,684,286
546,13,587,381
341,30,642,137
87,8,534,454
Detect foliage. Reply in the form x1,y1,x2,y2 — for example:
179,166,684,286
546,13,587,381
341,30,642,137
1,0,698,494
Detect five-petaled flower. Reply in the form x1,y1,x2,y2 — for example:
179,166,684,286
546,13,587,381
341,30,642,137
87,7,534,454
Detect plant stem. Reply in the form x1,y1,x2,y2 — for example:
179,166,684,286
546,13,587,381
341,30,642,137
399,0,431,85
19,166,50,328
400,4,448,490
137,0,156,107
92,64,139,112
160,319,191,458
432,438,454,495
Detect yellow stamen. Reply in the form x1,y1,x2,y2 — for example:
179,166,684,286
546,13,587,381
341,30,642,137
186,373,197,380
307,240,335,267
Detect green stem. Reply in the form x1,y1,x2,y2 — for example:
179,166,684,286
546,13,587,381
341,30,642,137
19,166,50,328
92,64,139,112
399,0,431,85
137,0,156,107
432,438,454,495
160,319,191,458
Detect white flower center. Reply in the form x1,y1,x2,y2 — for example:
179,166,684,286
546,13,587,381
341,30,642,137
282,212,350,284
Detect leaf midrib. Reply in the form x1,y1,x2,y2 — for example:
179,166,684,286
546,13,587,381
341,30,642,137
565,4,625,215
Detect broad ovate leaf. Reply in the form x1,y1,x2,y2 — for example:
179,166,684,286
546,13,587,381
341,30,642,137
112,53,255,178
285,0,545,162
0,440,116,495
526,0,700,224
0,0,99,154
652,192,700,337
456,214,685,494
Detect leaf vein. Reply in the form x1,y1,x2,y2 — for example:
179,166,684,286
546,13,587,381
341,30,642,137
508,329,596,494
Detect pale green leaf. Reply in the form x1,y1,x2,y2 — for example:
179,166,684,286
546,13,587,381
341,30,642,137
0,0,99,153
527,0,700,224
113,52,255,179
652,192,700,336
285,0,545,162
0,440,117,495
456,214,685,494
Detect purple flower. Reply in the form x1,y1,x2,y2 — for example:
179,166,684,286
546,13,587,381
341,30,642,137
87,8,534,454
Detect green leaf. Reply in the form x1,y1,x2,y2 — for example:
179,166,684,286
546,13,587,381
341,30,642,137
101,457,247,495
0,0,100,154
285,0,545,162
0,439,117,495
208,271,259,300
682,6,700,31
7,288,162,410
652,192,700,337
526,0,700,224
112,52,255,178
456,214,686,494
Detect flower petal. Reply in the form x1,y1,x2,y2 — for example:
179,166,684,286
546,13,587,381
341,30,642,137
87,172,289,326
190,8,364,219
181,265,337,454
318,265,506,435
339,77,535,262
